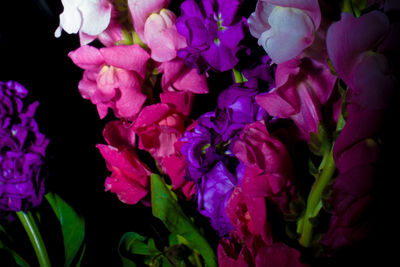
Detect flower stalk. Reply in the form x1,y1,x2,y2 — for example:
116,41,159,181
16,211,51,267
298,145,336,247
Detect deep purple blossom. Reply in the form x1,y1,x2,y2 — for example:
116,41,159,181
0,81,49,213
180,62,273,235
176,0,245,72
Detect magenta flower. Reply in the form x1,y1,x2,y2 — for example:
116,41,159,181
248,0,321,64
233,121,295,213
176,0,245,72
158,58,209,94
97,121,152,205
0,81,49,213
326,11,395,109
68,44,150,120
256,57,336,141
133,91,193,164
320,103,383,251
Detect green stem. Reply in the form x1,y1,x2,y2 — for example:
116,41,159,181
16,211,51,267
298,148,336,247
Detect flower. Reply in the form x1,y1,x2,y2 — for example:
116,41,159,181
97,120,152,205
55,0,113,45
248,0,321,64
143,8,187,62
256,57,336,141
326,11,395,109
127,0,171,41
0,81,49,213
176,0,245,72
233,121,295,213
158,58,209,94
320,103,382,251
68,44,150,120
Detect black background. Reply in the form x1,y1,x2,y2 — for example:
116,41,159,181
0,1,155,265
0,0,398,266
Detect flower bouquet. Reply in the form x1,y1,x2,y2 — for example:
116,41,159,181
1,0,398,266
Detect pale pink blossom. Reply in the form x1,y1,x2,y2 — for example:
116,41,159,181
68,44,150,120
144,9,187,62
248,0,321,64
127,0,170,41
55,0,112,45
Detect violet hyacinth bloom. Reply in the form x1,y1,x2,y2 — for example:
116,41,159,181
0,81,49,213
176,0,245,72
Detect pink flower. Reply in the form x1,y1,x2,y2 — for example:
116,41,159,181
326,11,394,109
255,243,309,267
248,0,321,64
97,121,152,205
233,121,295,213
158,58,209,94
68,44,150,120
226,186,273,249
320,103,382,251
256,57,336,140
127,0,170,41
144,9,187,62
133,92,193,163
218,233,308,267
55,0,112,45
161,139,196,200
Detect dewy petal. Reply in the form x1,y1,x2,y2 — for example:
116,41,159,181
79,0,112,36
259,6,315,64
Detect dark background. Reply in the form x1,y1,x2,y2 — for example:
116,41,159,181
0,1,155,265
1,0,398,266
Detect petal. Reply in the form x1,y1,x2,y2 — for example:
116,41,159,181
58,0,83,35
326,11,389,83
79,0,112,35
259,6,315,64
100,45,150,78
68,45,104,70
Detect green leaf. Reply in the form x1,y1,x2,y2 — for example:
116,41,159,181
0,242,31,267
45,192,85,267
151,174,217,267
119,232,161,267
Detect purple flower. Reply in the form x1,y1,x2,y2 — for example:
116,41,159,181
176,0,245,72
180,64,272,235
0,81,49,213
